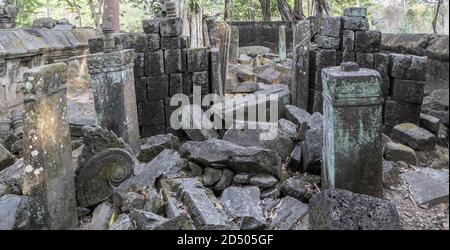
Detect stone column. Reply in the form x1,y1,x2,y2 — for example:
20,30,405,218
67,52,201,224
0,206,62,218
229,26,239,64
210,21,231,96
291,21,310,109
322,62,384,198
279,26,287,61
87,50,141,154
22,63,78,230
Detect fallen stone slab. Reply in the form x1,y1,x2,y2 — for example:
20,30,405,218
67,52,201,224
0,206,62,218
420,113,440,135
233,173,254,185
249,174,279,189
269,196,308,230
384,142,418,166
109,214,135,230
280,176,317,203
214,169,234,192
113,150,185,207
143,189,165,216
202,167,223,187
401,168,449,206
121,192,146,213
129,209,166,230
309,189,400,230
138,134,180,163
181,139,282,178
153,213,195,230
392,123,437,151
220,186,267,230
0,144,15,171
240,46,271,58
176,178,235,230
0,194,29,230
302,127,323,174
223,127,294,160
279,119,298,139
88,202,119,230
284,105,311,128
0,158,24,195
288,145,302,171
180,105,219,141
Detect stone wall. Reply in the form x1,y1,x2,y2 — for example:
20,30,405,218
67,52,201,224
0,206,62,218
227,21,295,52
382,33,449,93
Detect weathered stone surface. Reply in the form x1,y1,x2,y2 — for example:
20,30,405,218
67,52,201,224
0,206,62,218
356,53,374,69
215,169,234,192
420,113,441,134
261,187,280,199
22,63,78,230
88,50,141,153
0,194,29,230
143,19,160,34
309,189,400,230
0,143,14,171
384,142,418,166
153,213,195,230
344,7,367,17
113,150,184,206
147,74,169,100
269,196,308,230
317,35,340,50
391,79,425,105
239,46,271,58
0,158,24,195
164,49,182,74
180,105,219,141
161,37,181,49
355,31,381,53
401,168,449,206
177,178,234,230
316,49,338,69
233,173,253,185
121,192,146,213
342,16,369,31
302,128,323,174
109,214,135,230
280,176,317,203
383,161,401,188
389,53,412,79
148,34,161,51
249,174,278,189
405,56,427,81
143,189,165,215
299,112,323,141
341,30,355,52
220,186,267,230
145,50,165,76
192,71,210,95
187,48,209,72
322,16,342,38
129,209,166,230
288,145,302,170
279,119,298,139
159,17,182,37
392,123,437,151
223,127,294,160
138,100,166,127
284,105,312,139
384,100,421,127
89,202,118,230
138,134,180,163
202,167,222,187
181,139,282,178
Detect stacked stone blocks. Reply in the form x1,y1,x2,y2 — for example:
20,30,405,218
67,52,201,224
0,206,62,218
136,18,212,137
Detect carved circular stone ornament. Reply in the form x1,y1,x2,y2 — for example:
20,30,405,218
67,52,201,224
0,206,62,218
76,148,135,208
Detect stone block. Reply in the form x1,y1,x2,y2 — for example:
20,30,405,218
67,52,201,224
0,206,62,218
373,53,389,77
187,48,209,72
391,79,425,104
143,19,160,34
148,34,161,51
0,144,14,172
420,113,440,134
141,125,166,138
135,34,149,53
161,37,182,49
341,30,355,52
145,50,165,76
169,74,183,96
356,53,374,69
341,52,356,62
193,71,210,95
391,123,437,151
147,75,169,100
405,56,427,81
355,30,381,53
401,168,449,206
389,53,412,79
322,16,342,38
159,17,183,37
342,16,369,31
384,100,421,127
183,73,193,95
343,7,367,17
164,49,182,74
135,77,147,102
317,35,340,50
316,49,337,70
134,53,145,77
138,100,166,126
384,142,418,166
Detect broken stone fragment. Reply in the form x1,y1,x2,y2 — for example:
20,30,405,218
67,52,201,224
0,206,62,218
223,126,294,160
249,174,278,189
159,17,182,37
121,192,146,213
180,105,219,141
181,139,282,178
181,161,203,177
269,196,308,230
0,194,29,230
176,178,235,230
0,143,15,171
109,214,135,230
401,168,449,207
391,123,437,151
288,145,302,171
391,79,425,105
214,169,234,192
220,186,267,230
302,127,323,174
309,189,400,230
384,142,418,166
238,54,253,65
88,202,119,230
0,158,24,195
239,46,271,58
129,209,166,230
280,176,317,203
420,113,441,135
143,189,165,216
113,150,185,207
279,119,298,140
233,173,254,185
202,167,223,187
143,19,160,34
153,213,195,230
389,54,412,79
382,161,401,188
261,186,280,199
138,134,180,163
283,105,311,138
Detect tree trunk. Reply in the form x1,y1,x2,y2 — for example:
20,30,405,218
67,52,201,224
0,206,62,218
88,0,103,29
224,0,231,21
433,0,443,34
259,0,272,22
294,0,306,20
309,0,331,16
278,0,294,21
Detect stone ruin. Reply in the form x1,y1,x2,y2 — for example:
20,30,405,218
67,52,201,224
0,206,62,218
0,6,449,230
